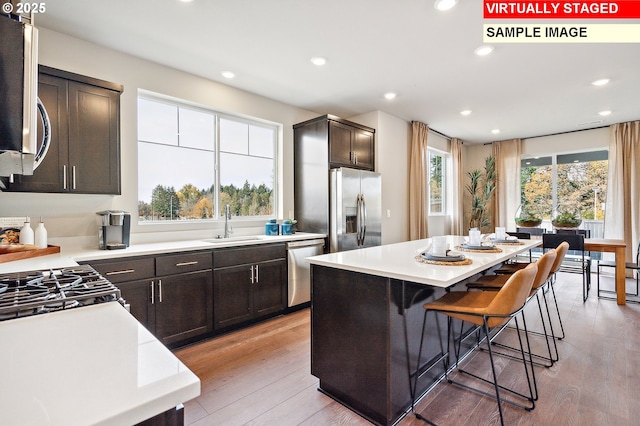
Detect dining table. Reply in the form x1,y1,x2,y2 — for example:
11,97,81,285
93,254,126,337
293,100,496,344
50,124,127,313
584,238,627,305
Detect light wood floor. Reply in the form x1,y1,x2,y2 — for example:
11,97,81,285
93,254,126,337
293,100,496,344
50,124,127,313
174,272,640,426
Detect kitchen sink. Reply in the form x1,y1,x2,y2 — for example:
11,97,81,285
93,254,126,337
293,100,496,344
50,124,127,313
201,236,264,244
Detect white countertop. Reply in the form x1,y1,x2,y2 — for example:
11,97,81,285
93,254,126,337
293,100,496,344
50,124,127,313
307,235,540,287
0,232,326,274
0,302,200,425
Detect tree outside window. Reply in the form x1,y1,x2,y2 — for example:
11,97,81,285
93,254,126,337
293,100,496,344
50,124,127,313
520,150,608,222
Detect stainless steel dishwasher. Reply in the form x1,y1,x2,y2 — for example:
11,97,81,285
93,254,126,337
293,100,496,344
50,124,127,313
286,238,325,307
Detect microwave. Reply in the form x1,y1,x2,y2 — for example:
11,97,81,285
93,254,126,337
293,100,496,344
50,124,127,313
0,14,39,177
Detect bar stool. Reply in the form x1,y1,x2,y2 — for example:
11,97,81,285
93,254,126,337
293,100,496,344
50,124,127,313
412,263,538,426
489,241,570,341
466,249,558,368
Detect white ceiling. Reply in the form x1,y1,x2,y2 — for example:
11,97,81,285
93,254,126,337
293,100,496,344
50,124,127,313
35,0,640,143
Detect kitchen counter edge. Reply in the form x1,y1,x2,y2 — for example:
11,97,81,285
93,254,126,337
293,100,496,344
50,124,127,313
0,233,326,273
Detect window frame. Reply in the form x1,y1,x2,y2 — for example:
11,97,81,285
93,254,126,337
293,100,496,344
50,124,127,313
137,90,281,225
427,148,448,216
520,149,608,223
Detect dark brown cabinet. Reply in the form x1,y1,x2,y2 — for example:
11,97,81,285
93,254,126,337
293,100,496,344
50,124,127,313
328,120,375,170
294,115,375,172
9,65,122,194
213,243,287,330
87,251,213,347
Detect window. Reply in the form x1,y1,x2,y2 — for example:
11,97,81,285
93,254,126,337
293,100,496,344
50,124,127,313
520,150,608,224
137,94,278,222
428,150,446,214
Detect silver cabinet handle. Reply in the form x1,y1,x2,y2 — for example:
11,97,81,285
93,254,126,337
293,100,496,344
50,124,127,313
72,166,77,190
158,279,163,303
63,165,67,190
255,264,259,283
250,265,254,284
176,261,198,267
151,280,155,304
106,269,135,276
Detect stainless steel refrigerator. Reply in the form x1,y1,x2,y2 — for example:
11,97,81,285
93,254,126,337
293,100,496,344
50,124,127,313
329,167,382,252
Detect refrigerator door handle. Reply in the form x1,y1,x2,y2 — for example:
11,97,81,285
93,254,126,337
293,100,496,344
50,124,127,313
356,194,363,245
361,194,367,246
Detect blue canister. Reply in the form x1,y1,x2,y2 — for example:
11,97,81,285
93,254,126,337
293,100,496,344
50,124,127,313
281,221,293,235
265,219,279,235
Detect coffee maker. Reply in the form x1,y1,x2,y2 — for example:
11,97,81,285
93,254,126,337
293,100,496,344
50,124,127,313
97,211,131,250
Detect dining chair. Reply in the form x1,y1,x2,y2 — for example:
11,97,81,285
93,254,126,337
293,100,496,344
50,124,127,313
517,227,546,236
596,241,640,301
466,249,559,368
411,264,538,426
493,232,533,270
543,233,591,302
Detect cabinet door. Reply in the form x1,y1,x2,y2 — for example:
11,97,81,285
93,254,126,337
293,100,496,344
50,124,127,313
328,121,354,167
9,74,69,192
118,279,154,333
67,81,121,194
253,259,287,318
213,265,253,329
154,270,213,346
352,128,374,170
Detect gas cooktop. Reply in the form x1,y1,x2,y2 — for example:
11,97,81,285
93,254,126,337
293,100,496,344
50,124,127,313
0,264,122,321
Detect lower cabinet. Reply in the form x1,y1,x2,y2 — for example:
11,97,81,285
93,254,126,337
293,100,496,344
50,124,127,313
87,251,213,348
87,243,288,347
213,243,287,330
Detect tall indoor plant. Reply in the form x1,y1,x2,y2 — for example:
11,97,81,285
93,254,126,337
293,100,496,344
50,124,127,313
466,156,496,232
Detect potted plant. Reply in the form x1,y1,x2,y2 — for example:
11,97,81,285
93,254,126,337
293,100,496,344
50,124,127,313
551,206,582,229
466,156,496,233
515,204,542,228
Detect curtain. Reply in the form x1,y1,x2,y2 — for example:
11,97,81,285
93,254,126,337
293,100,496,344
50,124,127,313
409,121,429,239
450,138,465,235
604,121,640,267
492,139,522,231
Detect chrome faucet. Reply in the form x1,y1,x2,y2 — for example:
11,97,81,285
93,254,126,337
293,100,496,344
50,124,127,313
224,204,232,238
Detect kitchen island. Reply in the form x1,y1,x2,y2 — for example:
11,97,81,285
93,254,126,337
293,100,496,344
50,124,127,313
307,236,540,425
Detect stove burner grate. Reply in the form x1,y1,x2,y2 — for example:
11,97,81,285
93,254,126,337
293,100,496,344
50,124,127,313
0,265,121,321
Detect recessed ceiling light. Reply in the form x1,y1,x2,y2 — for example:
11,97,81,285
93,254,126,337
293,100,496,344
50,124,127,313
434,0,458,11
474,45,494,56
491,129,500,134
592,78,610,86
598,110,612,116
460,110,472,116
179,0,194,3
384,92,397,100
310,57,327,66
221,71,235,79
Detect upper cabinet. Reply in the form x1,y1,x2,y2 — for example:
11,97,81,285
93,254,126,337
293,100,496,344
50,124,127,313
294,115,375,172
9,66,123,194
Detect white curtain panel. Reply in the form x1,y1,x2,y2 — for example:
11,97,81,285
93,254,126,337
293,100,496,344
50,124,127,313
450,138,465,235
604,121,640,267
409,121,429,240
492,139,522,232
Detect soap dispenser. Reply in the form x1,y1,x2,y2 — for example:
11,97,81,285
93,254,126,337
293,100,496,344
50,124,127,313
19,218,34,245
35,217,48,249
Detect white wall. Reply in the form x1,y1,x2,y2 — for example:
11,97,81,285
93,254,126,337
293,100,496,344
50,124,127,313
0,28,319,242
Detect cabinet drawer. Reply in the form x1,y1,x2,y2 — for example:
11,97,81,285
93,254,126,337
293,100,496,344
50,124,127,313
90,257,155,283
156,251,212,276
214,243,286,269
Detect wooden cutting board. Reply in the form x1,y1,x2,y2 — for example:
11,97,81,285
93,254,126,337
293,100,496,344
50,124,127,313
0,245,61,263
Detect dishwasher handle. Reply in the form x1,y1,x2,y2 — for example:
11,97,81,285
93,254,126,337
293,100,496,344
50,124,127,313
286,239,325,249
